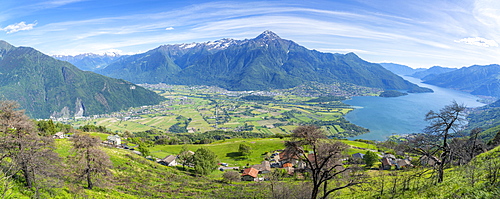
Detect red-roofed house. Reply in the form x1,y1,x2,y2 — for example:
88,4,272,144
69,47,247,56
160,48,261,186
241,167,259,181
283,163,294,174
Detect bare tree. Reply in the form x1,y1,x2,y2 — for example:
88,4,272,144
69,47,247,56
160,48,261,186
449,128,485,166
285,126,364,199
222,171,240,184
70,133,112,189
410,101,467,183
0,100,61,198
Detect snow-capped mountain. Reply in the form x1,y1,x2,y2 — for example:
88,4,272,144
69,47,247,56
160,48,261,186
98,30,430,92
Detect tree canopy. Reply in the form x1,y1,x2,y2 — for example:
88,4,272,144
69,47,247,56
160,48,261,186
192,147,218,176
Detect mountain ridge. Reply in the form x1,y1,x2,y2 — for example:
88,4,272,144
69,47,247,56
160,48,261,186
0,40,164,118
100,31,431,92
423,64,500,97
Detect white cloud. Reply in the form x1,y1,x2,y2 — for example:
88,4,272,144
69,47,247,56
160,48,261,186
1,21,37,34
454,37,498,47
165,27,174,30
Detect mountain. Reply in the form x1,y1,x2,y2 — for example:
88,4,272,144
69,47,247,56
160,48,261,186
100,31,431,92
379,63,425,76
422,64,500,97
0,40,164,119
53,53,126,71
466,98,500,142
412,66,457,79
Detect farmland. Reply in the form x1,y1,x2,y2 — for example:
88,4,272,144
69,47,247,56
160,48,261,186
66,84,374,138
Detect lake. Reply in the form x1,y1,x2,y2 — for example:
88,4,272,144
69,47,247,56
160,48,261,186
344,76,485,141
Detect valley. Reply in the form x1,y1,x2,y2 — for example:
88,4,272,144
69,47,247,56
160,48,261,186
1,2,500,197
65,83,375,139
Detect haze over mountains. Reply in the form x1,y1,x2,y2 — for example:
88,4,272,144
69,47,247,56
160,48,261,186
379,63,456,78
0,40,164,119
380,62,500,98
53,53,126,72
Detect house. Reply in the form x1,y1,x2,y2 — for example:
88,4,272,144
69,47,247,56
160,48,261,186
53,132,65,139
159,155,178,166
271,152,280,162
181,150,195,156
241,167,259,181
395,159,413,169
352,153,365,159
383,154,396,160
381,157,393,170
251,161,271,174
107,135,121,145
283,163,294,174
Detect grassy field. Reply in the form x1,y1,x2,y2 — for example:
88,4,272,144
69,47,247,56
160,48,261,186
48,139,240,199
66,85,368,139
10,133,497,198
149,138,287,167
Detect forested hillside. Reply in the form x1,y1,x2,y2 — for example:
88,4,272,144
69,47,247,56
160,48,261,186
423,64,500,97
0,41,164,118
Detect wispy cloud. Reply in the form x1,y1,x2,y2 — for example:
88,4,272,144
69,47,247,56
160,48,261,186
5,0,500,68
454,37,498,47
1,21,37,34
40,0,87,7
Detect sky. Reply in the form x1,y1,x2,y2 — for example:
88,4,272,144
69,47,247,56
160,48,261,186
0,0,499,68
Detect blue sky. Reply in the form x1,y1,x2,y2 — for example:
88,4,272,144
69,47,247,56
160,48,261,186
0,0,499,68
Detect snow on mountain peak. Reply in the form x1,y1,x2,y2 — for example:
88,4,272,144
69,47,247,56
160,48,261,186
256,30,281,40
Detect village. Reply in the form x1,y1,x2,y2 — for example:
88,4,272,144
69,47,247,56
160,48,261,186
54,130,438,183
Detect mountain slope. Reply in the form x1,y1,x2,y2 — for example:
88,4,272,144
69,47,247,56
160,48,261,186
53,53,126,71
0,40,164,118
412,66,457,79
422,64,500,97
379,63,425,76
100,31,430,92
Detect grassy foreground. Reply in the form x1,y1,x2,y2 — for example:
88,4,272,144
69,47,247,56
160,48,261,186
7,134,500,198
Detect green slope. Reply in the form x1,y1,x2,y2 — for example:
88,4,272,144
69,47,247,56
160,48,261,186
0,41,164,118
423,64,500,97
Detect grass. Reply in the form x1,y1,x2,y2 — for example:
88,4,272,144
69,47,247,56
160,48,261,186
339,140,377,150
14,135,500,198
149,138,287,167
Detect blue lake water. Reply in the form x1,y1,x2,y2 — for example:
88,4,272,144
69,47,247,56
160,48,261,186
344,76,485,141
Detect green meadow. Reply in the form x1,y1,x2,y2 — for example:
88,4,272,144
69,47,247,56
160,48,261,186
67,84,366,139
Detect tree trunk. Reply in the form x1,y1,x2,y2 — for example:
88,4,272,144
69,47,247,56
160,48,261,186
86,148,93,189
21,163,32,188
87,170,93,189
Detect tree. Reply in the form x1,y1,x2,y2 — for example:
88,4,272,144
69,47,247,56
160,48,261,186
222,171,240,184
363,151,378,168
36,119,56,136
285,126,364,199
70,133,113,189
192,147,218,176
137,143,150,157
411,101,467,183
238,143,252,157
178,145,193,169
0,100,61,197
449,128,485,166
